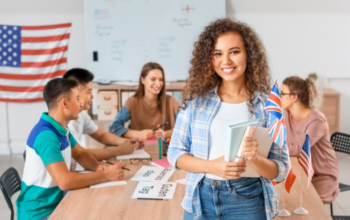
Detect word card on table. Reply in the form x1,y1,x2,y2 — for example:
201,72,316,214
132,182,177,200
130,166,175,182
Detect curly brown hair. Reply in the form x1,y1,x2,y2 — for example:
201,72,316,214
182,18,271,115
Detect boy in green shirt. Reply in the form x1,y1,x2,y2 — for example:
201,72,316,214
16,78,126,220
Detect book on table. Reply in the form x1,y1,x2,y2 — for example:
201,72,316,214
225,119,273,177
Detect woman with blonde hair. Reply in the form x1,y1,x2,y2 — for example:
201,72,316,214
281,76,340,204
109,62,180,140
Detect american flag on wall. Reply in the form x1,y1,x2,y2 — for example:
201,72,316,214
0,23,71,102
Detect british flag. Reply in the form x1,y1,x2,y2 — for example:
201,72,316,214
268,114,286,148
298,134,314,189
264,82,283,120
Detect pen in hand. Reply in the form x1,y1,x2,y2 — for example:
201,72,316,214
153,122,169,131
102,160,130,171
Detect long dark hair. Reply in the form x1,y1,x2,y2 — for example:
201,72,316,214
182,18,271,115
134,62,167,124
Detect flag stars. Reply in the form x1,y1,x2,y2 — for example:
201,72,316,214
0,25,21,68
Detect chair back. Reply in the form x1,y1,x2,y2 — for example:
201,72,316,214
331,132,350,154
0,167,21,220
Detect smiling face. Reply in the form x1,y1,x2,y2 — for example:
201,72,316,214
141,69,164,96
64,87,82,120
77,81,94,111
212,32,247,83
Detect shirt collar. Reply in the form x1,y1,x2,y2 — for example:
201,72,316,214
41,112,67,135
212,85,266,106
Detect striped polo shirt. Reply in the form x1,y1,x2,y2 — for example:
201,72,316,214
16,112,77,220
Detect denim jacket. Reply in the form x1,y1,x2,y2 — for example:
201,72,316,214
168,89,290,220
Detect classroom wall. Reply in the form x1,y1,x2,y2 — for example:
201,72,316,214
0,0,86,154
226,0,350,134
0,0,349,154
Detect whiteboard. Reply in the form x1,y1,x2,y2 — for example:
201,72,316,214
84,0,225,81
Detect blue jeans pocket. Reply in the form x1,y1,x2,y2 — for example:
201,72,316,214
232,179,263,199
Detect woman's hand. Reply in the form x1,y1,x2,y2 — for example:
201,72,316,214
139,129,155,140
154,124,165,139
209,156,246,179
243,135,259,162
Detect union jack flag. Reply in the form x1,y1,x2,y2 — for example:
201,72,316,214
298,134,314,189
264,82,283,120
268,114,286,148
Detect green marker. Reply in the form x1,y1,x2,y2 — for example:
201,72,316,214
158,137,162,159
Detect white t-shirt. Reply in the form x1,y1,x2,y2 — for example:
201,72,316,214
206,102,249,180
68,111,98,171
68,111,98,145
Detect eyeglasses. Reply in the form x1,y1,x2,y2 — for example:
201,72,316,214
130,158,152,165
280,92,295,96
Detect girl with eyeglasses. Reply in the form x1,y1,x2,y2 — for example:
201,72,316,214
281,76,340,204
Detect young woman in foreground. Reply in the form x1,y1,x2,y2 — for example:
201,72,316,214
168,18,290,220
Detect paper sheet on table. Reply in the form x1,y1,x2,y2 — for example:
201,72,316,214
90,180,127,188
131,181,177,200
116,149,151,160
130,166,175,182
175,178,186,185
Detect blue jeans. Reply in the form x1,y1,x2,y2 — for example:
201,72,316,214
184,177,266,220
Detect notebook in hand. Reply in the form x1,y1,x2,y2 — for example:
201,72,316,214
224,120,259,162
225,120,273,177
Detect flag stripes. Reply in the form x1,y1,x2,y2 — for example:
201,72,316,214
0,23,71,102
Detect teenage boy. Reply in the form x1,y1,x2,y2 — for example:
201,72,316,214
16,78,126,220
63,68,144,171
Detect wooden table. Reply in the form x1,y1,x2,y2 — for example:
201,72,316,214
50,146,331,220
274,157,331,220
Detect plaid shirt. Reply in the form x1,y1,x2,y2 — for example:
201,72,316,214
168,89,290,220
